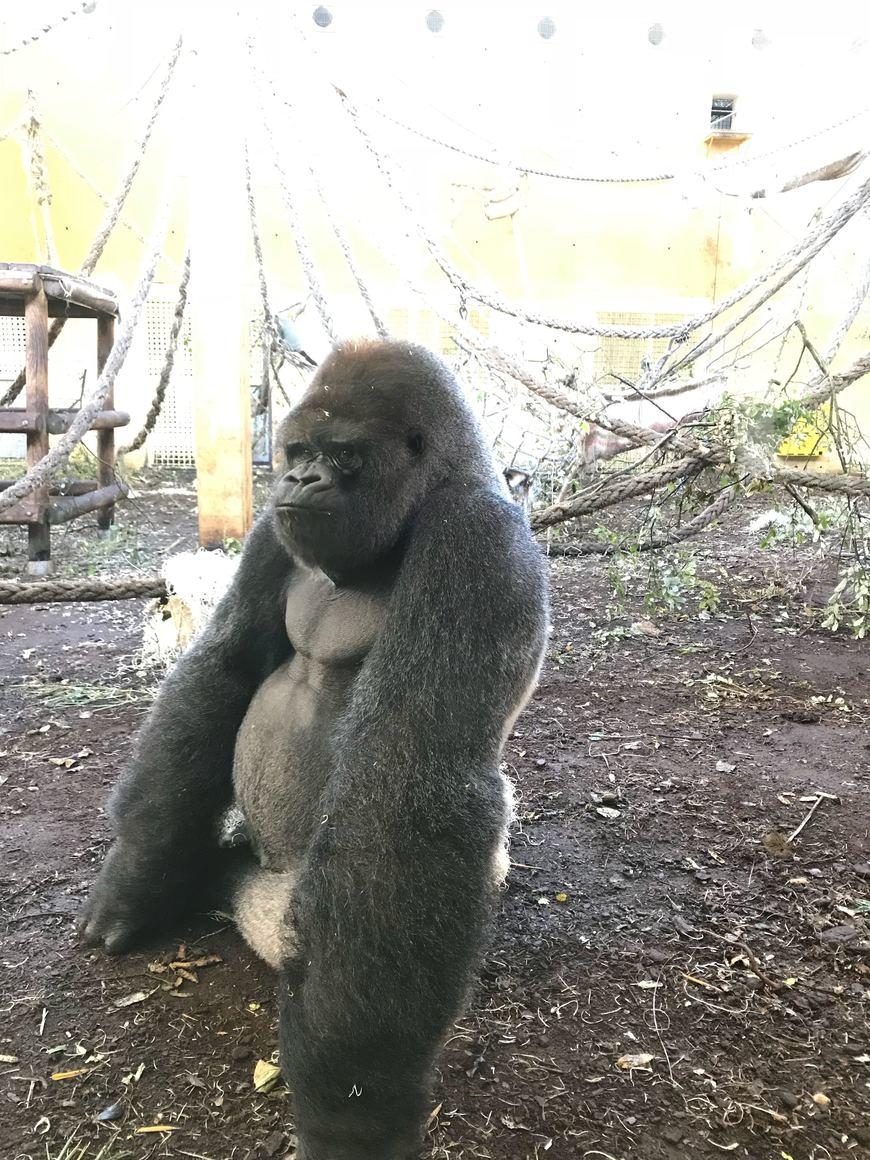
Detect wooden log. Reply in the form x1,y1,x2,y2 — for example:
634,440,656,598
0,409,129,433
46,408,129,434
38,270,118,318
0,495,44,523
0,479,98,496
0,409,46,433
24,285,51,569
96,315,116,530
0,266,40,296
46,481,128,525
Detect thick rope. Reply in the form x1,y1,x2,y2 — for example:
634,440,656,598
1,1,94,57
365,97,870,185
23,92,57,265
0,577,165,604
823,236,870,364
255,68,387,337
0,190,174,515
341,88,870,342
530,458,700,531
250,70,338,345
0,36,183,407
244,141,282,408
545,483,738,554
117,250,190,456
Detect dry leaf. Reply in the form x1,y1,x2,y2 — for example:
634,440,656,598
616,1053,654,1070
51,1068,90,1081
253,1059,282,1093
812,1092,831,1108
0,1054,19,1064
135,1124,181,1134
425,1102,443,1128
47,757,76,769
114,989,156,1008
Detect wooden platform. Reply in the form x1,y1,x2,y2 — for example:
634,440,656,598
0,264,127,572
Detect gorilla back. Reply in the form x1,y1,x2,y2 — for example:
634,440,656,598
79,340,550,1159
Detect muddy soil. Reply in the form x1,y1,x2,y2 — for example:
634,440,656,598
1,478,868,1160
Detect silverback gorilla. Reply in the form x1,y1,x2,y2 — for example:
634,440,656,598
79,340,549,1159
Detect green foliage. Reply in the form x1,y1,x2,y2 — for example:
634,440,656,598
601,543,721,621
821,560,870,641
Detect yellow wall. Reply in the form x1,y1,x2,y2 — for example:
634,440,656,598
1,4,868,465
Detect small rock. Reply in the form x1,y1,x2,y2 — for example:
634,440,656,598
596,806,621,820
819,924,858,944
231,1045,252,1062
96,1102,124,1122
599,792,621,807
777,1090,800,1110
853,862,870,879
661,1126,683,1144
262,1130,285,1157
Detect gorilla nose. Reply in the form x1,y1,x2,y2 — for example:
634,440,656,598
287,464,330,490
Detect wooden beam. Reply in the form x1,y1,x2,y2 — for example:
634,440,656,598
47,481,128,525
24,283,51,571
0,408,129,434
96,315,116,530
0,268,39,295
0,479,98,496
188,14,252,547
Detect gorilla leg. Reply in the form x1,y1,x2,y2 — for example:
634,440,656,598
232,863,298,970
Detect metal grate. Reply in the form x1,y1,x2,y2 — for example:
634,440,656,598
0,318,27,459
145,298,196,468
593,311,686,385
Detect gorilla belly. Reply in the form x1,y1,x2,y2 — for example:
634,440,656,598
232,566,388,872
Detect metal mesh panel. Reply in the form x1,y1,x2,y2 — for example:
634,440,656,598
146,298,195,468
0,318,27,459
593,311,686,384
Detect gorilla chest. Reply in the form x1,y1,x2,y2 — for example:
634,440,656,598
233,569,389,868
283,567,386,665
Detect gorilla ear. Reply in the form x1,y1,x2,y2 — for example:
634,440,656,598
407,431,425,455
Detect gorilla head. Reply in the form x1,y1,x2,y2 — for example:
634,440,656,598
272,340,494,576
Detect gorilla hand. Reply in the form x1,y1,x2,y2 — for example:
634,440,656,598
78,838,178,953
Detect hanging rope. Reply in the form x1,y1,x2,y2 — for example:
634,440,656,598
345,90,870,344
0,35,183,407
1,0,95,57
362,95,870,186
117,250,190,457
244,140,281,412
23,91,58,265
249,66,338,345
0,185,175,515
256,72,387,337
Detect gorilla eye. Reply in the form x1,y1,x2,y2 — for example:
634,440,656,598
331,446,358,469
285,442,310,462
407,432,425,455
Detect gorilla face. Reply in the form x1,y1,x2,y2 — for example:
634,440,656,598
272,410,424,578
271,340,494,579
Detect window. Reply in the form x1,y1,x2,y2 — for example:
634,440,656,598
425,10,445,33
711,97,735,131
648,23,664,45
312,6,333,29
537,16,556,39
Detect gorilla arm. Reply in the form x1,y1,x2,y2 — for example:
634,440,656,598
80,515,293,952
282,487,549,1160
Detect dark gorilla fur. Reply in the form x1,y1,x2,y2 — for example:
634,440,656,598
79,340,549,1159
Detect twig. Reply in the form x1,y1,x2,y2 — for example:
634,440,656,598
788,792,838,844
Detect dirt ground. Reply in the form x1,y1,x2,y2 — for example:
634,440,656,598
1,476,868,1160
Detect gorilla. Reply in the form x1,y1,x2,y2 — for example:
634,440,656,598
80,340,549,1159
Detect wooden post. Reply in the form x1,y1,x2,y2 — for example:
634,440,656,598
187,13,252,548
96,315,116,530
24,282,51,573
